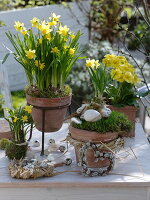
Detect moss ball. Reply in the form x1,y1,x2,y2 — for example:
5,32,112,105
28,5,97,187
72,111,133,133
0,138,11,150
5,141,27,160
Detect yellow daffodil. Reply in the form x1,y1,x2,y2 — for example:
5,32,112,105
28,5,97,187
49,13,61,22
14,21,24,32
13,116,19,123
51,47,59,53
22,115,28,122
39,63,45,70
58,25,69,36
70,34,75,39
35,60,45,70
44,33,51,40
38,21,52,35
95,60,100,68
35,60,40,67
64,45,68,49
24,105,33,113
26,49,36,59
86,59,96,68
38,38,42,44
30,17,39,28
20,29,28,36
69,48,75,55
48,21,57,26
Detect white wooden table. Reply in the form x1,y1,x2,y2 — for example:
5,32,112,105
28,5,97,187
0,123,150,200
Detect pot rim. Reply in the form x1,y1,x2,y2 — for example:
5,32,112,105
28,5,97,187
69,125,118,143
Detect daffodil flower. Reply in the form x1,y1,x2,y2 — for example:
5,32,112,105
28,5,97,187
26,49,36,59
69,48,75,55
58,25,69,36
51,47,59,53
24,105,33,114
22,115,28,122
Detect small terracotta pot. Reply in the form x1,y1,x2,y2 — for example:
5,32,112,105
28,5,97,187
26,95,71,132
108,105,137,137
69,126,118,168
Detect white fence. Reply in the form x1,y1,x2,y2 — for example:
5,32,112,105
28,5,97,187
0,2,89,91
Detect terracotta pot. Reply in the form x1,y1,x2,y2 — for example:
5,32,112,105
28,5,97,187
26,95,71,132
0,120,12,139
108,105,137,137
69,126,118,168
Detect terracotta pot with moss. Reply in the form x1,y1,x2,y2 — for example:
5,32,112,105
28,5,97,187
26,86,72,132
69,110,133,168
108,105,137,137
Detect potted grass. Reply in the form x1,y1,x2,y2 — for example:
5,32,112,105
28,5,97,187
69,59,132,175
102,54,141,136
4,13,82,132
5,106,33,160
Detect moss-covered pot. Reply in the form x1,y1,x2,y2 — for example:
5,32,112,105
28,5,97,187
108,105,137,137
5,142,27,160
26,94,72,132
69,126,118,168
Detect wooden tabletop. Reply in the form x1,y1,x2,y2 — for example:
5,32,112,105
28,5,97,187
0,123,150,188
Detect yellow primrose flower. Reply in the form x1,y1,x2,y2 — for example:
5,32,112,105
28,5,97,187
14,21,24,32
49,13,61,22
58,25,69,36
39,63,45,70
26,49,36,59
69,48,75,55
30,17,39,28
111,68,122,81
133,74,141,84
13,116,19,123
86,59,95,68
24,105,33,114
51,47,59,53
95,60,100,68
70,34,75,39
22,115,28,122
123,71,134,83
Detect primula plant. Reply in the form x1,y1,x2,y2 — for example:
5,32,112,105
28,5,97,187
5,105,33,144
4,13,82,97
85,58,110,104
102,54,140,107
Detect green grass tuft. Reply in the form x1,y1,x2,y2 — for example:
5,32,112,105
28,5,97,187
71,111,133,134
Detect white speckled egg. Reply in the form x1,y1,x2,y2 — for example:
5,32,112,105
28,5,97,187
100,107,112,118
32,140,40,147
83,109,101,122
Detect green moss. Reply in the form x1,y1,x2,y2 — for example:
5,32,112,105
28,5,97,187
0,138,11,150
26,84,72,98
71,111,133,133
5,141,27,160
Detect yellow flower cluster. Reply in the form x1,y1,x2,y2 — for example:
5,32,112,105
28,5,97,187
102,54,140,84
26,49,36,59
14,21,28,36
14,13,76,42
35,60,45,70
86,59,100,68
12,105,33,123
